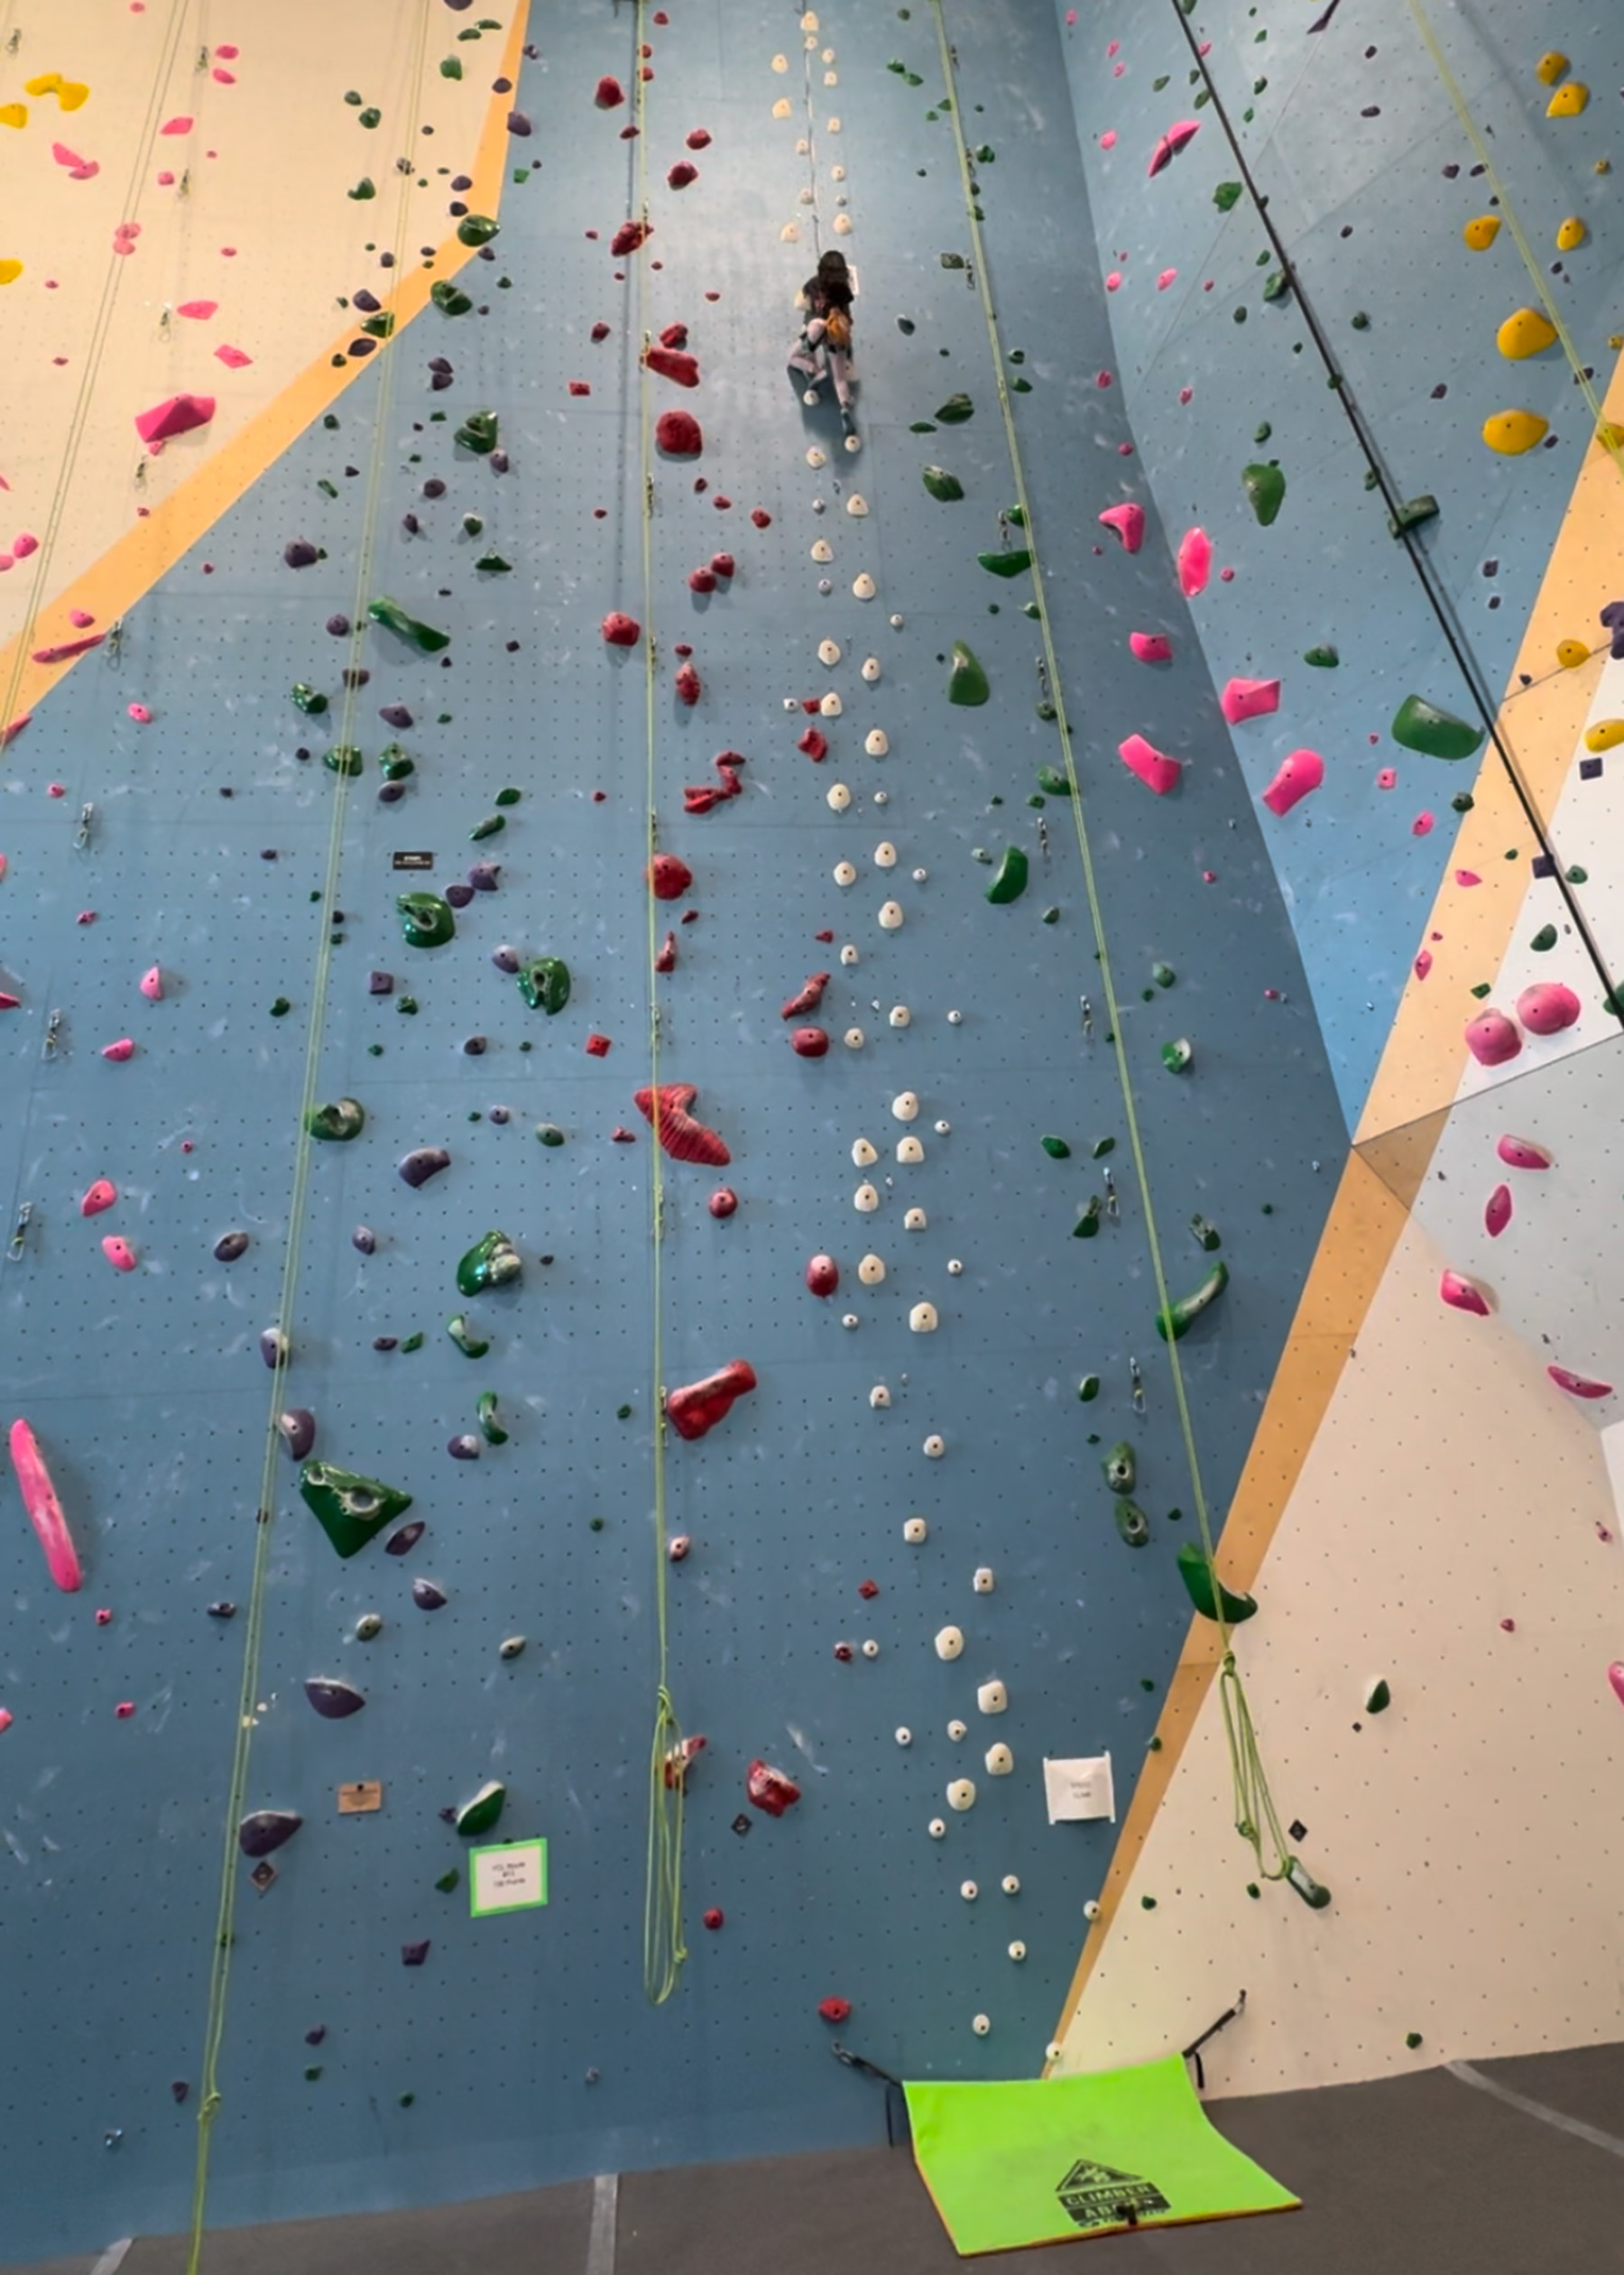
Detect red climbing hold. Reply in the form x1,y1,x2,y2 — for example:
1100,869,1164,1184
790,1027,829,1059
662,1734,707,1789
646,345,700,387
688,567,717,594
655,931,678,972
668,1359,758,1441
710,552,735,578
667,161,699,190
1097,502,1144,552
648,853,693,901
134,392,215,446
656,409,703,457
709,1188,737,1218
585,1032,612,1057
591,320,611,342
858,1578,880,1600
782,973,831,1019
746,1758,801,1816
703,1907,724,1929
817,1996,852,2025
595,75,625,108
602,611,641,646
675,662,702,707
568,381,592,396
687,128,713,151
806,1254,840,1297
610,219,651,256
751,508,772,528
634,1083,732,1166
660,323,689,351
798,726,828,762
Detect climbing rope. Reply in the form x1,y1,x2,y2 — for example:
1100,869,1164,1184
1162,0,1621,1024
633,0,688,2009
183,14,436,2268
929,0,1295,1889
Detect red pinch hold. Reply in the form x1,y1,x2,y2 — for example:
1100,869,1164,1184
655,931,677,972
781,972,831,1019
798,726,828,761
646,345,700,387
675,662,701,707
817,1995,852,2025
611,219,651,256
667,1359,757,1441
746,1757,800,1816
633,1082,731,1165
666,161,699,190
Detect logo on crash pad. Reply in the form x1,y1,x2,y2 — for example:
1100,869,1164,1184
1056,2158,1171,2232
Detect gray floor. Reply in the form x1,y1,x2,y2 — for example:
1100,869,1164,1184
10,2046,1624,2275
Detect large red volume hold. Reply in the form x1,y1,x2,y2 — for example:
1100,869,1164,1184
633,1083,731,1165
646,345,700,387
648,852,693,900
667,1359,756,1441
655,409,703,456
602,611,641,646
746,1758,801,1816
781,973,830,1019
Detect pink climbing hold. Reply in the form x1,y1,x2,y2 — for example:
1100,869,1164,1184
8,1420,82,1593
52,143,99,180
214,344,253,369
127,703,152,724
1261,748,1324,817
1176,526,1212,596
139,965,162,1001
176,299,218,319
0,1709,11,1734
1497,1134,1552,1170
1463,1009,1521,1068
100,1038,135,1061
13,532,38,558
101,1236,137,1273
1412,813,1435,837
32,633,104,665
1414,950,1433,981
80,1179,117,1217
1549,1364,1614,1401
1117,733,1182,797
1129,632,1172,662
1097,502,1143,552
0,993,18,1012
1220,676,1280,725
1148,120,1200,177
1609,1664,1624,1707
1484,1184,1512,1239
69,608,95,628
160,115,194,134
1439,1270,1490,1317
1517,982,1580,1036
134,393,216,446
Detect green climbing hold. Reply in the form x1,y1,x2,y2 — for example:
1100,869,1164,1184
1387,494,1439,538
1115,1501,1150,1548
921,465,964,501
1529,923,1557,952
323,744,364,777
401,1331,424,1354
1242,461,1286,526
463,513,484,537
456,215,500,247
1213,180,1242,210
1161,1038,1194,1074
1157,1260,1229,1341
474,552,512,574
1151,962,1176,989
1451,792,1475,814
1262,271,1291,304
974,143,996,162
291,683,328,715
397,995,419,1014
455,1780,506,1838
455,409,500,454
518,956,570,1014
946,641,990,707
1405,2030,1423,2049
469,814,506,842
305,1097,365,1142
1103,1441,1136,1495
1190,1214,1222,1252
495,786,521,806
430,280,475,317
1365,1679,1391,1714
477,1391,509,1446
447,1315,491,1359
1175,1540,1258,1624
535,1122,565,1147
270,998,291,1017
1390,694,1484,762
977,548,1032,578
457,1230,522,1297
368,596,449,652
935,393,974,423
379,744,414,781
439,56,463,79
1039,1134,1071,1160
300,1462,412,1560
1036,766,1072,796
397,892,456,948
1041,905,1058,923
1072,1198,1103,1239
1092,1137,1115,1159
1252,422,1272,444
361,313,394,340
358,106,381,129
1566,865,1588,884
1077,1373,1100,1402
985,846,1029,902
348,178,376,201
1302,644,1339,668
1010,376,1032,393
1287,1858,1331,1910
435,1868,461,1891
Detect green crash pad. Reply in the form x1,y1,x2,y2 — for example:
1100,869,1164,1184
904,2052,1297,2254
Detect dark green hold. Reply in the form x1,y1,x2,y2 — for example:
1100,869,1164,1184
1103,1441,1136,1495
455,409,500,454
1157,1260,1229,1341
361,313,394,340
1161,1038,1194,1074
535,1123,566,1148
436,1868,462,1891
1072,1198,1103,1239
477,1391,509,1446
1039,1134,1071,1160
291,683,328,715
358,106,381,128
977,548,1032,579
457,1230,521,1297
1287,1859,1331,1910
368,596,449,652
1213,180,1243,210
400,1331,424,1354
1191,1214,1222,1252
455,1780,506,1838
270,998,291,1018
1390,694,1484,762
439,56,463,79
1092,1136,1115,1159
430,280,475,317
495,787,521,807
985,846,1029,903
1365,1679,1391,1714
300,1462,413,1560
518,957,570,1014
1036,766,1072,796
397,892,456,948
306,1097,365,1142
1115,1501,1150,1548
1176,1540,1258,1624
469,813,506,842
348,178,376,201
1242,461,1286,526
1077,1373,1101,1402
1151,962,1176,990
947,641,990,707
324,744,364,777
1405,2030,1423,2049
1262,271,1292,303
921,466,964,501
474,552,512,574
1303,644,1340,668
447,1314,490,1359
1529,923,1557,952
379,744,414,781
1388,494,1439,539
456,215,500,247
935,393,974,423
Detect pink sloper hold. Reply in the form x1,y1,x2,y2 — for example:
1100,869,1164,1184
1609,1665,1624,1707
1118,733,1182,796
101,1038,134,1061
1484,1184,1511,1238
176,299,217,319
1439,1270,1490,1317
1497,1134,1552,1170
1261,748,1324,817
1517,982,1580,1035
79,1179,117,1216
8,1419,82,1591
1463,1009,1520,1068
1550,1364,1613,1401
1220,676,1280,725
101,1236,137,1272
1097,502,1143,552
1176,526,1212,596
134,393,215,446
159,115,194,134
139,965,162,1001
1129,631,1172,662
214,344,252,369
1148,119,1200,176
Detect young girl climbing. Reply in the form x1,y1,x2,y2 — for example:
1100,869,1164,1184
788,249,857,434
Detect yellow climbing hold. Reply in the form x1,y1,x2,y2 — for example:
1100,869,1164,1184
772,97,793,118
1556,640,1591,670
771,52,789,71
1546,82,1589,117
1497,308,1557,359
1481,410,1549,455
1535,51,1569,87
1584,720,1624,754
23,71,60,96
1462,215,1500,251
23,71,87,108
0,260,22,287
1555,217,1587,251
1595,422,1624,453
0,102,26,128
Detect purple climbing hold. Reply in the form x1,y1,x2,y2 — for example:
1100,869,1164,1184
490,450,510,475
379,782,405,804
507,111,532,137
214,1230,250,1262
353,1225,376,1253
368,970,394,994
422,479,447,499
466,863,500,892
411,1577,448,1610
491,945,520,974
450,174,473,191
401,1941,431,1966
304,1677,366,1718
283,540,319,569
327,615,350,636
386,1519,426,1556
306,2026,327,2045
353,289,382,313
380,704,413,729
448,1435,482,1460
277,1409,318,1460
445,883,475,909
398,1147,451,1187
171,2081,189,2104
1599,599,1624,660
259,1327,288,1368
238,1809,302,1858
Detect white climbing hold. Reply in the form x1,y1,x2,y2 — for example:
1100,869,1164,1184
878,900,903,929
845,494,869,516
819,638,842,666
852,1136,878,1166
869,1383,891,1410
936,1625,965,1660
972,2014,991,2037
946,1257,964,1274
831,164,846,181
892,1091,919,1120
861,1638,878,1659
973,1567,994,1594
1083,1900,1101,1921
896,1134,924,1163
934,1119,950,1134
874,841,897,867
962,1881,979,1901
834,213,853,234
977,1679,1008,1714
826,782,852,812
852,572,876,600
827,116,842,133
854,1182,880,1212
798,186,815,206
909,1301,938,1333
858,1253,886,1284
911,866,927,882
947,1719,967,1741
904,1207,927,1230
844,433,862,456
923,1433,946,1457
844,1026,865,1050
874,791,890,806
780,218,800,237
1008,1941,1027,1961
807,447,826,467
865,728,890,755
904,1515,928,1543
840,943,859,965
842,1313,859,1328
889,615,904,629
984,1743,1014,1776
896,1726,912,1745
820,691,843,717
771,51,789,70
889,1004,910,1028
928,1818,946,1838
811,539,834,563
1047,2040,1065,2061
862,656,881,681
1001,1873,1020,1895
946,1009,963,1024
947,1778,975,1811
834,859,856,886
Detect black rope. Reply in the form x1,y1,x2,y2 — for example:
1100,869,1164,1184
1181,1989,1246,2090
1165,1,1620,1025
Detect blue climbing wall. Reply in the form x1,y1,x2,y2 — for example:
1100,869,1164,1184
1,1,1352,2256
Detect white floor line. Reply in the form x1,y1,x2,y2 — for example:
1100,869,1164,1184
1446,2060,1624,2161
586,2171,619,2275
